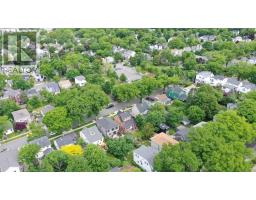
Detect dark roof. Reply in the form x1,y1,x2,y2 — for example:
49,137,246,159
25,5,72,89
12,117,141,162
159,123,170,130
119,111,131,121
123,118,136,129
29,136,50,149
166,85,187,101
96,117,118,130
174,127,190,141
54,133,77,148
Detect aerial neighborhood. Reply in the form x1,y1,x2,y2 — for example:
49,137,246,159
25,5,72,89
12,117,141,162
1,28,256,172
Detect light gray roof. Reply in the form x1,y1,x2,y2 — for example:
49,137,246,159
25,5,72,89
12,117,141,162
174,127,190,141
96,117,118,130
214,75,226,80
26,88,40,98
54,133,77,148
75,75,85,81
3,88,21,98
41,105,54,115
119,111,131,121
136,102,149,113
134,145,159,166
45,82,60,93
123,118,136,129
12,109,30,122
80,125,103,143
197,71,213,78
29,136,51,148
241,81,256,89
226,77,240,86
114,63,142,82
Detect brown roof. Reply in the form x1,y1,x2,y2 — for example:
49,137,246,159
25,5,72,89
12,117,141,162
155,94,168,101
151,133,179,146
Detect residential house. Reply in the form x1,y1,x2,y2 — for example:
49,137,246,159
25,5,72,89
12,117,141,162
114,63,142,83
150,133,179,151
131,102,149,117
133,145,159,172
154,94,171,105
45,82,60,95
41,105,55,117
212,75,227,87
237,81,256,94
79,125,104,146
227,103,238,110
26,88,40,99
232,36,243,43
149,44,165,51
195,71,214,84
199,35,216,42
1,88,21,104
113,46,136,60
54,133,78,149
158,123,170,133
102,56,114,64
75,75,86,87
96,117,119,138
1,120,14,135
58,80,72,90
193,121,207,128
114,111,137,133
12,109,31,130
222,77,242,93
166,85,188,101
174,125,190,141
29,136,53,160
196,55,208,64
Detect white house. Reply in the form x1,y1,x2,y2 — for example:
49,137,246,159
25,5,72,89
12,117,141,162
195,71,214,84
80,125,104,146
133,145,159,172
29,136,53,160
237,81,256,94
75,75,86,87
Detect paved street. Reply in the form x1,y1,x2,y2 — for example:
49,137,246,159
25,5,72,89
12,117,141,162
0,137,27,172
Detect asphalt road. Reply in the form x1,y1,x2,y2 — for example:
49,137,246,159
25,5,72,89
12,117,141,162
0,137,27,172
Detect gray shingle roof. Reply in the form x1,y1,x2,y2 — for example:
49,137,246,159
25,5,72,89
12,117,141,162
54,133,77,148
45,82,60,93
134,145,158,166
80,125,103,143
174,127,190,141
96,117,118,130
119,111,131,122
41,105,54,116
12,109,30,122
75,75,85,81
136,102,149,113
29,136,51,148
226,77,240,86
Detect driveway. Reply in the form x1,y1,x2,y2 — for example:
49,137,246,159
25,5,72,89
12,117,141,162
0,137,27,172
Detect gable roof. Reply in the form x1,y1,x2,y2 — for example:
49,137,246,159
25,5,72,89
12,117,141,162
54,133,77,148
29,136,51,149
41,105,54,116
12,109,30,122
80,125,103,143
75,75,85,81
96,117,118,130
45,82,60,93
134,145,158,166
